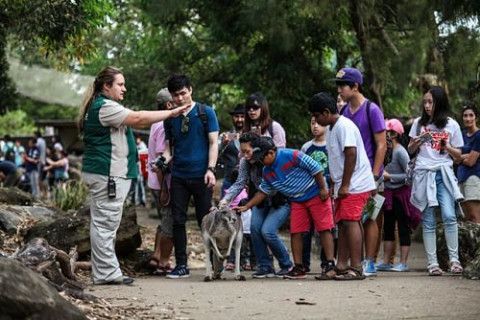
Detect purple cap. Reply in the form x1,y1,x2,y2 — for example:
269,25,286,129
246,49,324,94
335,67,363,85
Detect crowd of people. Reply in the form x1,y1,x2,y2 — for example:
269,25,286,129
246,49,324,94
80,66,479,285
0,132,69,200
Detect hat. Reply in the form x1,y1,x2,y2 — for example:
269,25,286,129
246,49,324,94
385,118,404,134
229,104,245,115
252,136,276,162
156,88,172,105
335,67,363,85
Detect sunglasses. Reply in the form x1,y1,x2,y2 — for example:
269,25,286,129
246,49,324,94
181,115,189,133
247,104,261,111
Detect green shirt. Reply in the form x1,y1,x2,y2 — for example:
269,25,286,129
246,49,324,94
82,94,138,178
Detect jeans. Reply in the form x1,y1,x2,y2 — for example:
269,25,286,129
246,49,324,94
422,171,460,267
170,176,213,266
251,203,292,271
28,170,39,199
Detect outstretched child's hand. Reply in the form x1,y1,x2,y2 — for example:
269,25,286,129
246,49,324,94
319,187,329,202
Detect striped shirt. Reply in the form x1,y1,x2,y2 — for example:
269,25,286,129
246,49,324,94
259,148,322,202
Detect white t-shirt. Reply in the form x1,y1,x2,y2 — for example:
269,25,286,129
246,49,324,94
408,117,463,168
326,116,376,196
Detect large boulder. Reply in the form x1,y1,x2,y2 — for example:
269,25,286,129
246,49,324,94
0,205,58,233
0,258,87,320
26,205,142,258
437,221,480,279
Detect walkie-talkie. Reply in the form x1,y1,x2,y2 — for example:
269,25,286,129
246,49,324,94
108,177,116,199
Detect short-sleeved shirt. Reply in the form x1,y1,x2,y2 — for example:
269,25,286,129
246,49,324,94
36,137,46,165
82,94,138,178
147,121,167,189
457,129,480,183
301,140,329,186
25,147,39,173
408,117,463,169
342,100,386,171
326,116,376,196
165,102,219,179
259,148,322,203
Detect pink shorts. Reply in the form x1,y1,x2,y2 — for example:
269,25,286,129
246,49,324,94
290,196,334,233
334,192,370,223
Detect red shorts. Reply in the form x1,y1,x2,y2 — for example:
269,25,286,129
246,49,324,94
290,196,334,233
334,192,370,223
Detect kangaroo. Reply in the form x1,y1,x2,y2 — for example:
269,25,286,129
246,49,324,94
201,206,245,281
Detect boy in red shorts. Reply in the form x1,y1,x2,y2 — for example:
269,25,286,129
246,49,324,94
235,137,335,280
309,92,376,280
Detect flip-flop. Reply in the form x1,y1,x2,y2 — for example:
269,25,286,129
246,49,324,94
146,257,160,273
334,267,366,281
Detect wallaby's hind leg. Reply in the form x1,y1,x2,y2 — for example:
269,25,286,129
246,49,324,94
234,232,246,281
203,232,214,282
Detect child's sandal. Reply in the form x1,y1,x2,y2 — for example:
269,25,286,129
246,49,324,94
449,261,463,274
428,265,443,276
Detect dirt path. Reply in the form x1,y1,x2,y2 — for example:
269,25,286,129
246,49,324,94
88,208,480,320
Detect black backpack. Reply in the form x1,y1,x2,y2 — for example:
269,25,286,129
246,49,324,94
4,145,15,162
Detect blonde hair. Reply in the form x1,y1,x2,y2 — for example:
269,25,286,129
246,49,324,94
78,66,123,132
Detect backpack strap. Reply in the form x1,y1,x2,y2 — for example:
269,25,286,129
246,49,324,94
197,103,209,137
365,100,376,152
267,121,274,139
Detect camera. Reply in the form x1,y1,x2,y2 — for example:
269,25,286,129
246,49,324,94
150,156,170,174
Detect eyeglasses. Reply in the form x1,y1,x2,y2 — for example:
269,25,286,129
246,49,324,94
181,115,189,133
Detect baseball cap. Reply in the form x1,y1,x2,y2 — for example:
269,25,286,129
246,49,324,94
252,136,276,162
156,88,172,105
385,118,404,134
334,67,363,85
229,104,245,115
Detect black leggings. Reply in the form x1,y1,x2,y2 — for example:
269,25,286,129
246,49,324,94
383,197,411,246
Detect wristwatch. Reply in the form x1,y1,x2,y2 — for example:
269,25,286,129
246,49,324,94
207,167,217,175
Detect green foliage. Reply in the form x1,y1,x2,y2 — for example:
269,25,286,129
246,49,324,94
19,97,78,121
55,180,89,212
0,110,35,137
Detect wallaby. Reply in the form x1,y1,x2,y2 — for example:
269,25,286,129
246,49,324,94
201,205,245,281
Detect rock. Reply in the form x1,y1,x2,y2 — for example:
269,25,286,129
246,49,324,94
437,221,480,279
26,206,142,258
0,258,87,320
0,205,58,233
0,187,34,206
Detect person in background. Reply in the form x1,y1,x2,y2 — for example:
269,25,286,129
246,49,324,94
25,138,40,199
445,106,480,223
336,94,347,112
146,88,175,276
218,103,245,198
408,86,464,276
79,66,187,285
244,93,286,148
14,139,25,167
377,119,420,272
34,131,47,199
0,160,21,187
300,116,335,274
2,135,15,163
335,67,387,277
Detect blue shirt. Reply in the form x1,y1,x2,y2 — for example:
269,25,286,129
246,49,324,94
165,103,219,179
259,148,322,202
26,147,39,173
457,130,480,183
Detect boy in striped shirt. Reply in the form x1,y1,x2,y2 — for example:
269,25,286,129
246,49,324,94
235,137,335,279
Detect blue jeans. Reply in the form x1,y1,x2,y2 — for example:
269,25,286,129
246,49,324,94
250,203,292,272
422,171,460,267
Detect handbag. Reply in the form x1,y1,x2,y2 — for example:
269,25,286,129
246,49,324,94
405,121,422,186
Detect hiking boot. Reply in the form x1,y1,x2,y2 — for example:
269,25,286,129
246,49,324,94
283,266,307,280
391,263,409,272
362,259,377,277
166,265,190,279
376,262,393,271
252,269,275,279
275,266,293,278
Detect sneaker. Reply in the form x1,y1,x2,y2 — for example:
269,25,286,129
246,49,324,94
275,266,293,278
225,262,235,271
283,266,307,280
376,262,393,271
166,265,190,279
94,276,134,285
252,269,275,279
362,259,377,277
304,266,311,273
391,263,409,272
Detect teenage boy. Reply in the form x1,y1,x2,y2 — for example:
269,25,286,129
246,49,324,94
309,92,376,280
235,137,335,280
163,74,220,279
335,67,387,276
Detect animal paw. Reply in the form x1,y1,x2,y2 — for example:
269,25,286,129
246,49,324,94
204,276,213,282
235,275,246,281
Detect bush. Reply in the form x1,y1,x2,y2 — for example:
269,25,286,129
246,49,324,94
55,180,88,211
